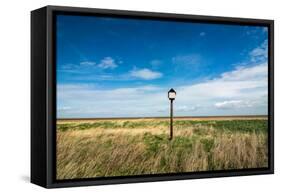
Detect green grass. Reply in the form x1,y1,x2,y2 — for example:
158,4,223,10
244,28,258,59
57,119,267,133
56,118,268,179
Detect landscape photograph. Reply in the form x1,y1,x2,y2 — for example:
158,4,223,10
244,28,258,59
56,14,269,180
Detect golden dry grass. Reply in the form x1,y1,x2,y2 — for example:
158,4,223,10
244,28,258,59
56,119,268,179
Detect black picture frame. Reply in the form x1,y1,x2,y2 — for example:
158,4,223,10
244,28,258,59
31,5,274,188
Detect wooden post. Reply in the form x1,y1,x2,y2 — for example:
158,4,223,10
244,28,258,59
170,99,173,140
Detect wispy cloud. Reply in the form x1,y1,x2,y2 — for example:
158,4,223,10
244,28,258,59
220,63,267,81
97,57,118,69
60,57,119,73
60,67,164,82
57,17,268,118
57,62,267,118
57,106,71,111
244,26,267,37
129,68,163,80
60,58,164,81
178,105,201,112
215,100,251,109
179,63,267,99
80,61,96,66
249,40,268,63
57,84,166,118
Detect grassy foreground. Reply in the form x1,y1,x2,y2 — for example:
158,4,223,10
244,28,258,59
56,118,268,180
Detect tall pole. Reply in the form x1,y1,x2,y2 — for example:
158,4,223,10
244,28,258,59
170,99,173,140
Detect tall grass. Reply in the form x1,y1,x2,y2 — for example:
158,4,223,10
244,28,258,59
56,119,268,179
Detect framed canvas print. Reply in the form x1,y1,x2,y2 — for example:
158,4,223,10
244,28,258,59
31,5,274,188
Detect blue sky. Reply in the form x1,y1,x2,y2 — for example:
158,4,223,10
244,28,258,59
56,14,268,118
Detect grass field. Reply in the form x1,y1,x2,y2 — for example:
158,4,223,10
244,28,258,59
56,117,268,180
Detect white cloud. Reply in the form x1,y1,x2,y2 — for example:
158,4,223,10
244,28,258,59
177,105,200,112
220,63,267,81
57,83,95,90
97,57,118,69
60,67,163,82
215,100,251,109
57,63,268,118
251,48,265,57
60,63,80,71
177,63,267,100
58,106,71,111
72,57,118,70
80,61,96,66
173,62,268,116
249,40,268,62
129,68,163,80
57,84,167,118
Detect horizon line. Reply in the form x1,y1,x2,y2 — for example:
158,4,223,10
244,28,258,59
57,114,268,120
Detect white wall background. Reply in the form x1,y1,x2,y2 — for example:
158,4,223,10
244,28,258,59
0,0,279,193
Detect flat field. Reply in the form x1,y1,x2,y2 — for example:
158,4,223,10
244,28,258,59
56,116,268,180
